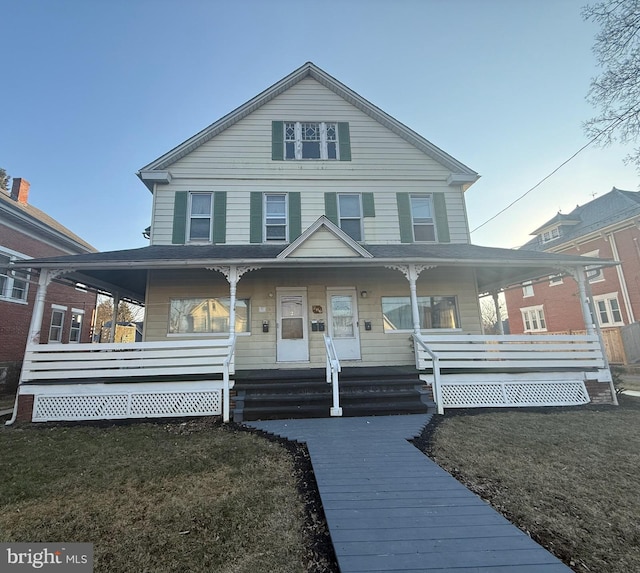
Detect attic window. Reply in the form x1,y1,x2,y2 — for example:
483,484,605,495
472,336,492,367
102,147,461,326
285,122,338,160
540,227,561,243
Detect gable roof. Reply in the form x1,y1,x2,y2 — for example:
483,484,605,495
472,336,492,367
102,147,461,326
137,62,479,191
277,216,373,259
522,188,640,251
0,189,96,253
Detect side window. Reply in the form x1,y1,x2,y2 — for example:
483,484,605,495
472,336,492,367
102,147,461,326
264,194,288,241
338,194,362,241
410,195,436,242
522,281,534,297
0,250,30,303
49,307,66,343
188,193,213,242
69,311,84,343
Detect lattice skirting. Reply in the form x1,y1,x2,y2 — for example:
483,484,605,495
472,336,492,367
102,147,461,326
440,381,590,409
30,387,222,422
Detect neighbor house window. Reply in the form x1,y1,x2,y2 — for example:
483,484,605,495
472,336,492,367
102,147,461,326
592,293,624,327
541,227,561,243
522,281,534,297
382,296,459,331
69,310,84,343
188,192,213,242
285,122,338,160
169,298,250,334
521,305,546,332
549,274,563,286
410,195,436,242
0,249,29,303
338,194,362,240
49,306,66,342
264,194,288,241
583,250,604,283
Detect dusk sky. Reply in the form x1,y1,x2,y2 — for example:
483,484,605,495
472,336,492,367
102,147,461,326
2,0,638,252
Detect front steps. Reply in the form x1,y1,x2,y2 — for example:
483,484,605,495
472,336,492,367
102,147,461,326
233,367,434,422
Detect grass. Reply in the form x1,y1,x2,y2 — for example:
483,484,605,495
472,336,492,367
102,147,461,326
421,395,640,573
0,418,334,573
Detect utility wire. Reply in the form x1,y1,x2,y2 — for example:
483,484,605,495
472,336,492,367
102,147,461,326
470,116,625,235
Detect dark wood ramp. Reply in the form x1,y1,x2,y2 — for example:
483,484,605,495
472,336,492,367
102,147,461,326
247,415,572,573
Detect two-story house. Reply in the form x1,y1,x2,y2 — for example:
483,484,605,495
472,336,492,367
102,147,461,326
8,63,616,423
504,188,640,364
0,178,97,393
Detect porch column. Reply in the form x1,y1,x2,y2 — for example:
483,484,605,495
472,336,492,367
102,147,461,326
574,268,595,335
492,291,504,335
208,265,261,336
110,291,121,342
385,264,437,335
26,268,72,345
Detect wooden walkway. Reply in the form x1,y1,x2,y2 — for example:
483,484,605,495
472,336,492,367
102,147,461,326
247,415,572,572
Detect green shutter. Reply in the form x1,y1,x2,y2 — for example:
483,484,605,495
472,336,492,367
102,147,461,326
272,121,284,160
338,122,351,161
288,192,301,241
324,193,338,225
433,192,450,243
362,193,375,218
172,191,188,244
250,192,263,243
396,193,413,243
213,192,227,244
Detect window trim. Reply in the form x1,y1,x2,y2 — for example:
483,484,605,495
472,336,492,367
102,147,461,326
409,194,437,243
337,193,363,241
521,305,547,332
0,247,30,304
264,193,288,242
49,306,67,343
591,292,624,327
69,309,84,343
284,121,339,160
549,274,564,286
187,192,213,243
381,295,461,333
522,281,534,297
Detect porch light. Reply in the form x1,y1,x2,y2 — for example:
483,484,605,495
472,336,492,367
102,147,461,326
360,290,368,298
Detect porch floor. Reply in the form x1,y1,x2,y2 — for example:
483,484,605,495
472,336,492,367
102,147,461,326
247,415,572,572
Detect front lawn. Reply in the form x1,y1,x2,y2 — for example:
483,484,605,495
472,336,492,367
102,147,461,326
419,395,640,573
0,419,335,573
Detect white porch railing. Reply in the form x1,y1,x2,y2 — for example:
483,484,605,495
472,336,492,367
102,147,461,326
323,334,342,416
413,333,611,414
16,336,237,422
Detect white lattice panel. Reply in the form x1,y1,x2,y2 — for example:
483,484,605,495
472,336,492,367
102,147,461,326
34,395,129,421
440,381,589,409
32,390,222,422
130,391,221,416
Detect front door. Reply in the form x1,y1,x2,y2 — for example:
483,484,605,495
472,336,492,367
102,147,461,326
327,288,361,360
276,289,309,362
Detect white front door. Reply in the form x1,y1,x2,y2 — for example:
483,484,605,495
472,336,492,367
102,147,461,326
327,288,361,360
276,289,309,362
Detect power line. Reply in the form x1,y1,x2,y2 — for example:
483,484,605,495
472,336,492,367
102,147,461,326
470,117,625,235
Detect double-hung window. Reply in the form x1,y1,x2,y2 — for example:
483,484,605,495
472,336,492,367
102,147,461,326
382,296,459,331
285,122,338,160
169,298,250,335
521,305,546,332
410,195,436,242
592,293,624,326
522,281,534,297
49,306,66,343
69,310,83,343
188,193,213,242
264,194,288,241
541,227,560,243
0,249,29,303
338,194,362,241
583,250,604,283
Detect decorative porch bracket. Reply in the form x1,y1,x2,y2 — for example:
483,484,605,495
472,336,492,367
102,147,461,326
385,264,437,334
207,265,261,335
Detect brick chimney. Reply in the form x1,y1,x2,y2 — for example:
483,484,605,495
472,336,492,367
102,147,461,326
10,178,30,204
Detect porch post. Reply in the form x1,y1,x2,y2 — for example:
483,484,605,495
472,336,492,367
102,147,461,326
575,268,595,335
408,265,421,335
27,269,51,345
228,266,237,336
110,292,121,342
492,291,504,335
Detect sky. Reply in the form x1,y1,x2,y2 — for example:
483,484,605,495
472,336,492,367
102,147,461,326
2,0,638,253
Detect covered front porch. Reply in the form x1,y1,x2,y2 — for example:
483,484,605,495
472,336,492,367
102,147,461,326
7,231,618,424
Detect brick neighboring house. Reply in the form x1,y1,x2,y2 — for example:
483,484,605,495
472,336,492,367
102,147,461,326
504,187,640,363
0,178,98,390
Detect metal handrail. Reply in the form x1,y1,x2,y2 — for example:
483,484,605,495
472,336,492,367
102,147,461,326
412,333,444,415
323,334,342,417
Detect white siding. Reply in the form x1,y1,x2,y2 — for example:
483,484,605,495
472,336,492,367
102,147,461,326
151,77,470,245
